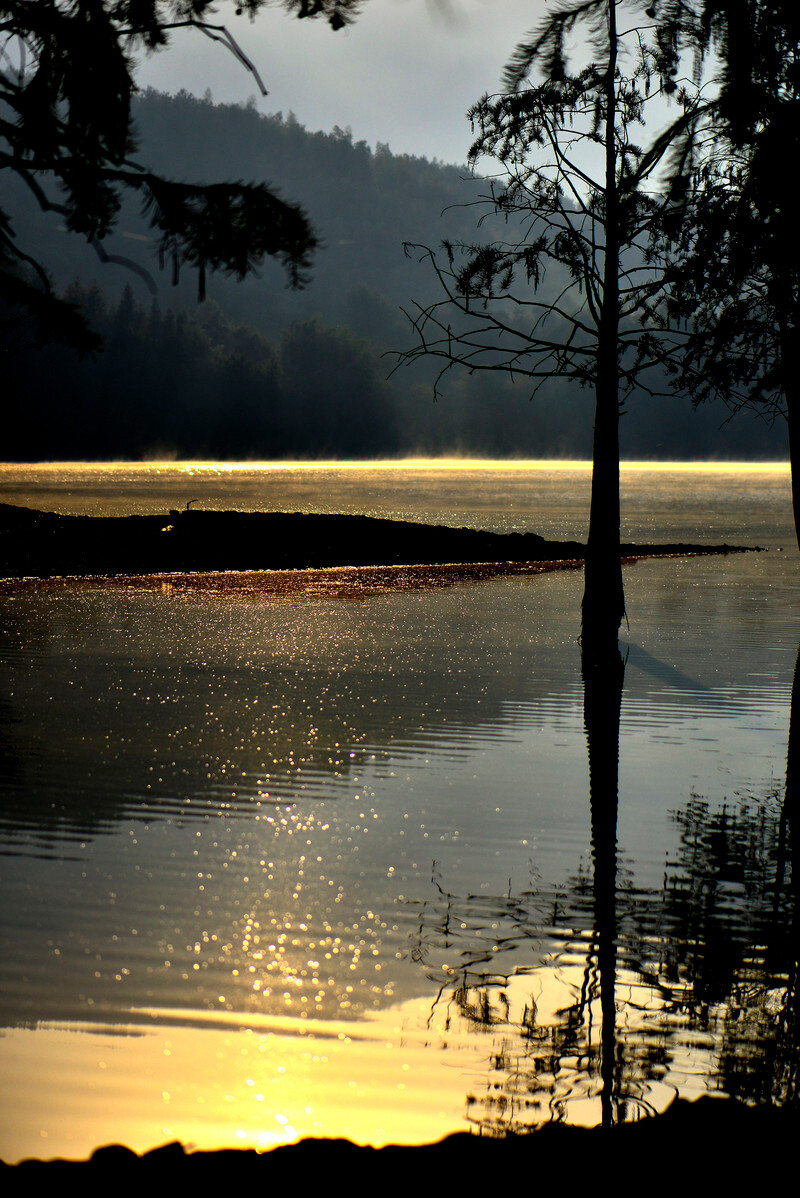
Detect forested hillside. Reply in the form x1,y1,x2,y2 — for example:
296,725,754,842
3,90,784,460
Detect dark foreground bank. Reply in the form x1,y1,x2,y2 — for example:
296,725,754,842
1,1098,794,1186
0,504,757,580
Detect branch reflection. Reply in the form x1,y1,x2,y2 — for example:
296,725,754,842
405,642,798,1131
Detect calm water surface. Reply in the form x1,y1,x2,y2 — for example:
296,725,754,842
0,461,796,1160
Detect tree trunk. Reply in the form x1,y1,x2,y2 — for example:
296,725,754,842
581,0,625,652
582,359,625,649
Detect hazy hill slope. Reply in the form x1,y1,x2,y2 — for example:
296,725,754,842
1,90,785,461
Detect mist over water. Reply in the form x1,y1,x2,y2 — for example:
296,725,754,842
0,458,792,541
0,461,796,1158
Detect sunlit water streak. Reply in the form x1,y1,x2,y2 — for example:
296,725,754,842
0,458,792,543
0,461,796,1160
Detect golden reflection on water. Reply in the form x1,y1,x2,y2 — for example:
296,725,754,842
0,997,496,1161
3,945,723,1163
0,558,587,601
169,458,789,475
1,458,792,545
0,966,677,1163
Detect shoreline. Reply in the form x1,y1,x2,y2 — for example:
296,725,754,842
0,504,759,584
2,1097,793,1181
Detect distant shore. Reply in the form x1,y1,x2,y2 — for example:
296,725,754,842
0,504,758,584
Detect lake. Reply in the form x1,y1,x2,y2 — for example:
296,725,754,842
0,460,797,1161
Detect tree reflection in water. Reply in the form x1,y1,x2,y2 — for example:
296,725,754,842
404,645,798,1133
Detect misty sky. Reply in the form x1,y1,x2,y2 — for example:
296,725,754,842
134,1,549,167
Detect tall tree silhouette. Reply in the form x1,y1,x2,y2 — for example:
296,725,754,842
0,1,362,347
395,0,697,647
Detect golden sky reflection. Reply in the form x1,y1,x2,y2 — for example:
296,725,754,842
0,997,484,1163
1,953,720,1164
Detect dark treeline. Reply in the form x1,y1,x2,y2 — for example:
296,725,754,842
2,89,785,460
6,284,398,459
